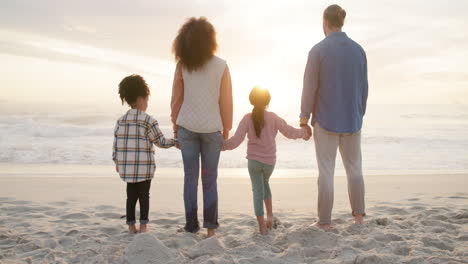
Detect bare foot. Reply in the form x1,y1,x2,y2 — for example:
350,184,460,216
139,224,148,233
207,228,216,238
354,214,364,225
266,215,273,230
311,222,333,230
128,225,138,234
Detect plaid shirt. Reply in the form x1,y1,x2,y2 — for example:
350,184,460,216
113,109,175,183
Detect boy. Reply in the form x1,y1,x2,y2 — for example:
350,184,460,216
112,74,176,233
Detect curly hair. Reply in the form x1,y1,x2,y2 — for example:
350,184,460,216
324,4,346,28
172,17,217,72
118,74,150,106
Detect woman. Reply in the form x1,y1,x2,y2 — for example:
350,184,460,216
171,17,233,238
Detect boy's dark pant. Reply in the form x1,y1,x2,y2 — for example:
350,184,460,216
126,180,151,225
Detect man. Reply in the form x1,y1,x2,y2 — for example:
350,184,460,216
300,4,368,229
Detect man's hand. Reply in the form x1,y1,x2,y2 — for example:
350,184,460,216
300,117,309,127
115,162,119,173
223,130,229,140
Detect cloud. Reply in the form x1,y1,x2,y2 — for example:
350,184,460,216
0,31,173,77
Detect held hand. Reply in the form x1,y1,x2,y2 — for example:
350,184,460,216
223,130,229,140
303,125,312,140
115,163,119,173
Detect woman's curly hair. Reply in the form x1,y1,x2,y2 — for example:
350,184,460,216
172,17,217,72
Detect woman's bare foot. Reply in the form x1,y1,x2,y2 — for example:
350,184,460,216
354,214,364,225
266,214,273,230
207,228,216,238
311,222,333,230
128,225,138,234
139,224,148,233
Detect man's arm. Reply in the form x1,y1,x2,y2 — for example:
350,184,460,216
362,51,368,115
300,48,320,125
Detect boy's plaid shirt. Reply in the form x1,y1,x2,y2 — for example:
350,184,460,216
113,109,175,183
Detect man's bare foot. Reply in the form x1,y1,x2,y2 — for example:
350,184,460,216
266,215,273,230
128,225,138,234
207,228,216,238
354,214,364,225
311,222,333,230
140,224,148,233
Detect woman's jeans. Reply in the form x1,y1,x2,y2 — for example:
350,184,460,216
178,126,223,232
248,159,275,216
126,180,151,225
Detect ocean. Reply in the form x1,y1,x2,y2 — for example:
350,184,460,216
1,103,467,174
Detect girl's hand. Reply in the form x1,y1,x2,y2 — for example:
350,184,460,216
303,125,312,140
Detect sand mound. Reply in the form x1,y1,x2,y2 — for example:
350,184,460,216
122,233,174,264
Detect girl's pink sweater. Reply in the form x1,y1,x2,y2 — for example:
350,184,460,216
223,111,308,165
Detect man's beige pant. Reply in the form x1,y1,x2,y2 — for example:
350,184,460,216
313,123,365,225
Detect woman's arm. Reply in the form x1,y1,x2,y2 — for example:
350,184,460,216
219,65,233,139
222,115,248,151
171,63,184,137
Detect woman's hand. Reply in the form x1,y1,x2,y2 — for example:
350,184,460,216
223,130,229,140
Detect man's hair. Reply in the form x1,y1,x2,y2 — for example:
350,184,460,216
118,74,150,105
324,4,346,28
172,17,217,72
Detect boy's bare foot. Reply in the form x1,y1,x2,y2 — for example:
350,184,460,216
128,225,138,234
354,214,364,225
311,222,333,230
207,228,216,238
139,224,148,233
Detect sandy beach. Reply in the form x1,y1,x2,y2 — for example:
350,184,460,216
1,165,467,263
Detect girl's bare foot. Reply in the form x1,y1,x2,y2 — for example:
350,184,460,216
266,215,273,230
140,224,148,233
311,222,333,230
128,225,138,234
259,224,268,235
207,228,216,238
354,214,364,225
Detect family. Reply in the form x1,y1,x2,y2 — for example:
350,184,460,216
112,4,368,237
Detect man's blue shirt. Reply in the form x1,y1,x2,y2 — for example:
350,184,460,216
301,32,368,133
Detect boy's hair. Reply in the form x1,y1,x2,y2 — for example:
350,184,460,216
172,17,217,72
249,87,271,138
118,74,150,105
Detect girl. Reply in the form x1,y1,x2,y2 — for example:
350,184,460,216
223,87,311,235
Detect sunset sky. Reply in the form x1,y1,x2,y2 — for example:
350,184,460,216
1,0,468,116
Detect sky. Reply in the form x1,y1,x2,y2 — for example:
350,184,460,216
1,0,468,117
